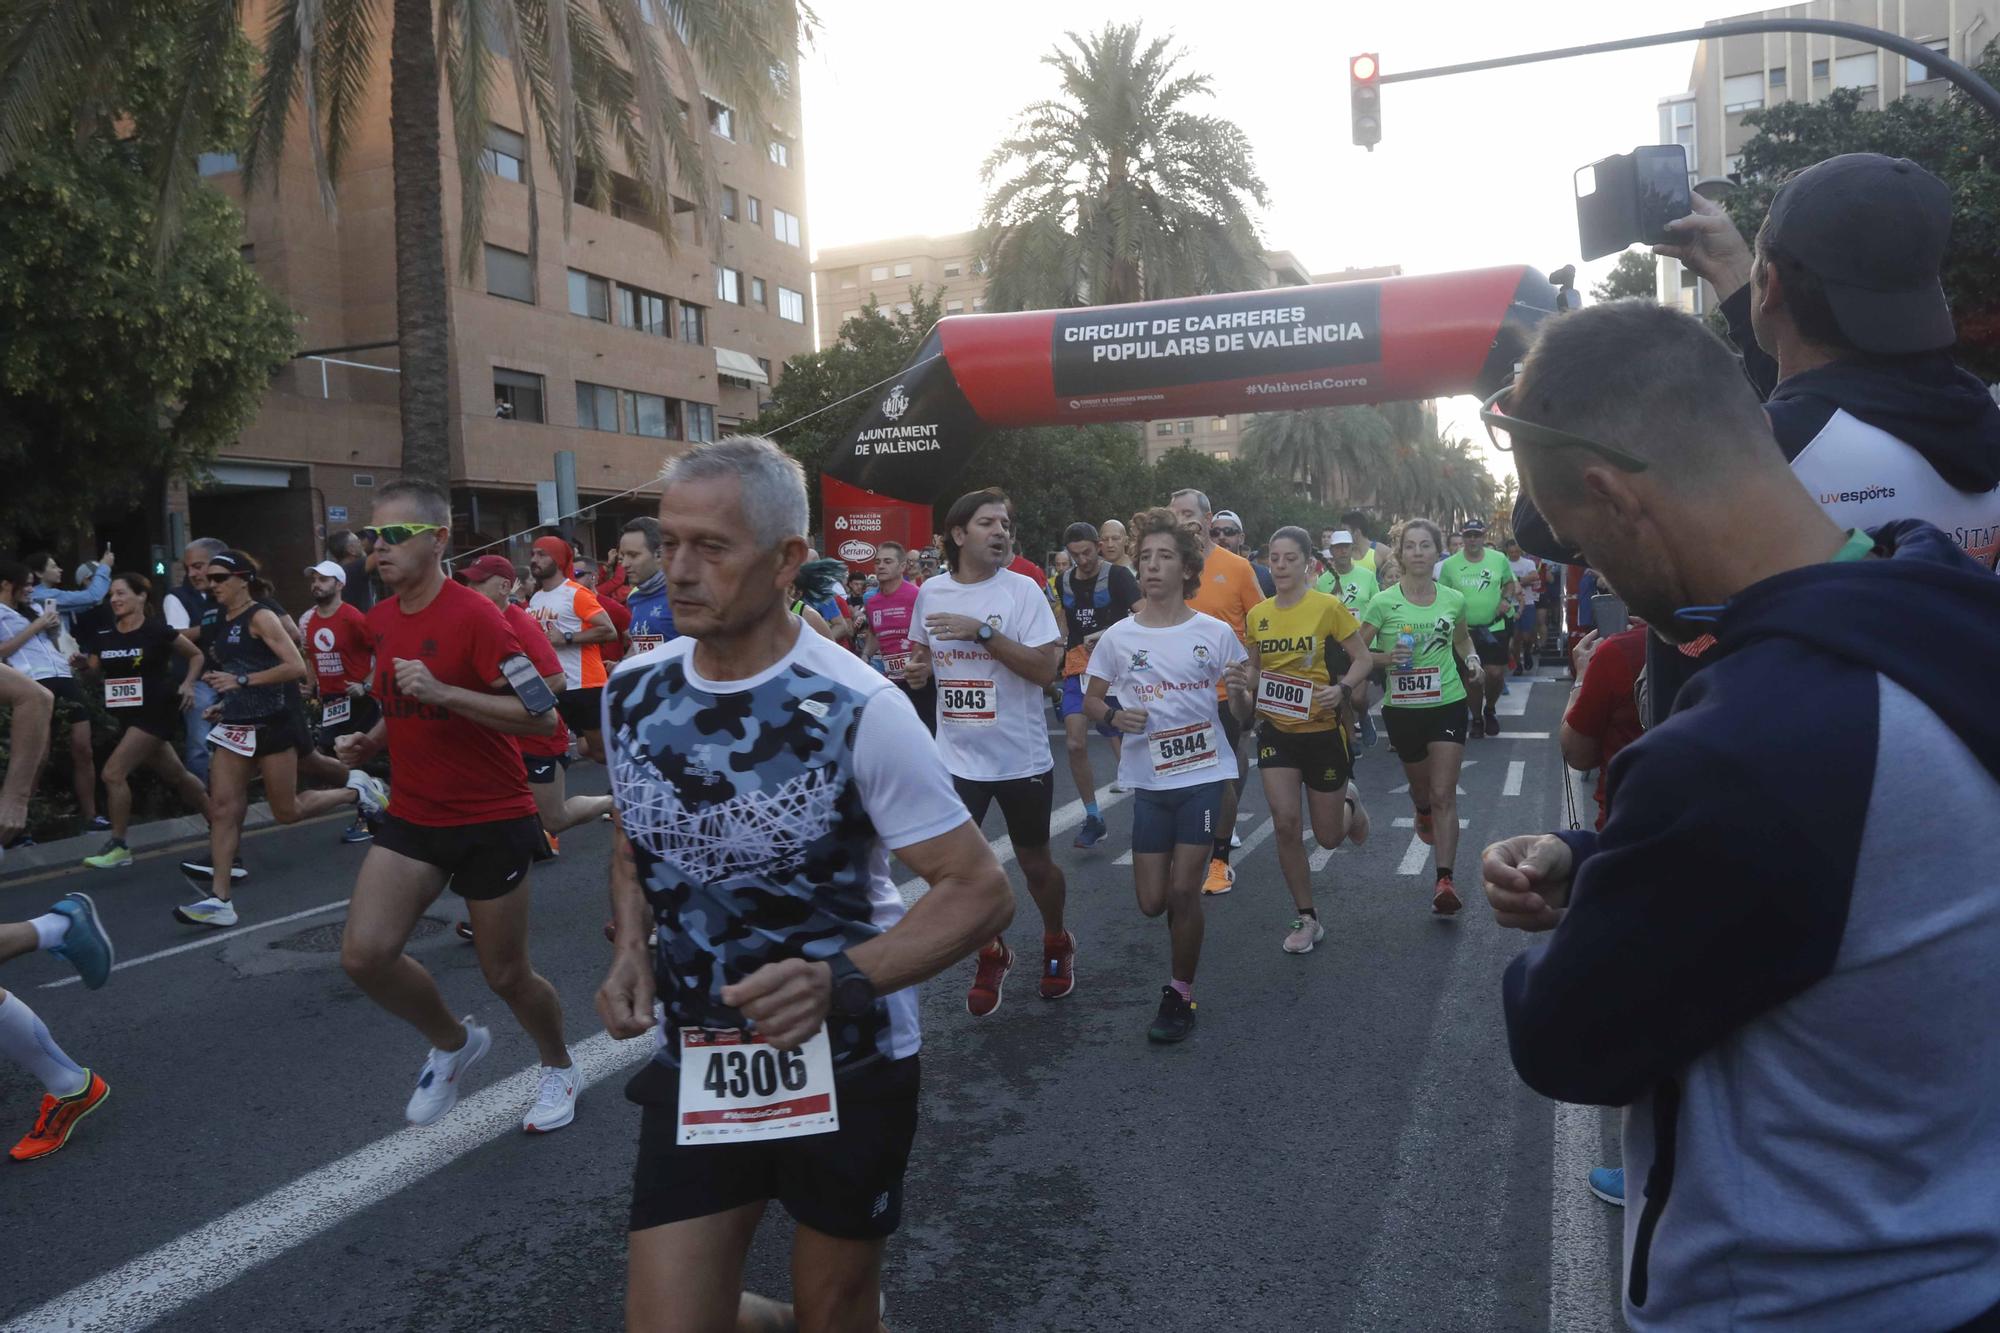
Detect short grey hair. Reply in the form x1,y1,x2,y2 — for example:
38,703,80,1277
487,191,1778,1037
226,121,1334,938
660,435,808,549
186,537,227,561
1169,487,1212,517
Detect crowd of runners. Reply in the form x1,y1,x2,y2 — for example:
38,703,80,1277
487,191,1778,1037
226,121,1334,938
3,149,1999,1333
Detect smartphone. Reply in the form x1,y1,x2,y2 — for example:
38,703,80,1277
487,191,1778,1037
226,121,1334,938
1575,144,1692,260
1591,594,1630,637
500,653,559,715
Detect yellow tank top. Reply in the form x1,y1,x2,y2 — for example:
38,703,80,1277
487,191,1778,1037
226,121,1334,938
1357,547,1378,573
1248,590,1362,732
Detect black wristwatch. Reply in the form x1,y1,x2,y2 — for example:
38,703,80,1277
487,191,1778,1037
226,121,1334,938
1103,706,1121,730
563,629,575,645
827,951,876,1018
235,673,249,689
976,623,994,644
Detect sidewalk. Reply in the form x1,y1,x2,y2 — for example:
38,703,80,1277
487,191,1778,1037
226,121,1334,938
0,803,337,884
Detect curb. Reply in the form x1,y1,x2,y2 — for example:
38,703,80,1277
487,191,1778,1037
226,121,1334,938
0,802,334,885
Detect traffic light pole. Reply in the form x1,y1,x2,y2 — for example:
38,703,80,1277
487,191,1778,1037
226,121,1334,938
1376,19,2000,122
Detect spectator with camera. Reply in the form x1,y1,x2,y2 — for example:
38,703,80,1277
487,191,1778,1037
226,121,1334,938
1482,301,2000,1330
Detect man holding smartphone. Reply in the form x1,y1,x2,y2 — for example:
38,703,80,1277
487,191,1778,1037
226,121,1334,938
333,482,580,1135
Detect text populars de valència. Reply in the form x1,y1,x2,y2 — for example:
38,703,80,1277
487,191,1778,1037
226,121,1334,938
1062,307,1366,364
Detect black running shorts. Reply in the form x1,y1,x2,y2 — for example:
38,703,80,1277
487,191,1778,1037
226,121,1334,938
1382,701,1470,764
1257,723,1354,793
556,685,604,734
627,1054,921,1240
373,812,547,900
953,769,1055,849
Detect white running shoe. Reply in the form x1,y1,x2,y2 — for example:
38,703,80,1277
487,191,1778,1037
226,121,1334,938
1283,916,1326,954
346,770,390,821
522,1064,579,1133
405,1018,492,1126
173,896,238,928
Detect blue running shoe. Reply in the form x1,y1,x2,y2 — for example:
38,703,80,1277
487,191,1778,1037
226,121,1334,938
1073,813,1107,849
1359,711,1378,749
339,819,375,845
47,893,114,990
1588,1166,1625,1206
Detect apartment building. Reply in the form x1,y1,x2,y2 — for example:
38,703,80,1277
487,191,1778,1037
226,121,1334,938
1655,0,1998,314
181,3,813,603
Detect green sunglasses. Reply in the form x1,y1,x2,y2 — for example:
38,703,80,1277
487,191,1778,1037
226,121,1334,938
1479,382,1649,473
371,522,445,545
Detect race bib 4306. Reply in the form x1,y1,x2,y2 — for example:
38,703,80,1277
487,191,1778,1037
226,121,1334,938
677,1026,838,1146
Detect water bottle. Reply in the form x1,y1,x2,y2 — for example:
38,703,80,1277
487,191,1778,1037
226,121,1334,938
1396,627,1415,670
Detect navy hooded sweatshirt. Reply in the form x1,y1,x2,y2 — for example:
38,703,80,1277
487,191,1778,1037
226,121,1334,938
1503,521,2000,1331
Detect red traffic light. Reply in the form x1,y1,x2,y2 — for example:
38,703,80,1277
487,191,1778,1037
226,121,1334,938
1351,53,1378,83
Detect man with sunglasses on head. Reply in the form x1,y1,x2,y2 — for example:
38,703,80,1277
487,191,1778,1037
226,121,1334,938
333,485,580,1133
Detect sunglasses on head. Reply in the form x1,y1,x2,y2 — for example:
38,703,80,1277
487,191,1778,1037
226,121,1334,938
1479,380,1649,473
372,523,445,546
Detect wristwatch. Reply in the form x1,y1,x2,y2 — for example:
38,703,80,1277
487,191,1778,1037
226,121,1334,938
235,673,249,689
563,630,575,645
827,951,876,1018
1103,706,1121,730
976,623,994,643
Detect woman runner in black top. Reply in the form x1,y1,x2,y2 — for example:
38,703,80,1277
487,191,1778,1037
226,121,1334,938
78,573,210,870
176,551,383,928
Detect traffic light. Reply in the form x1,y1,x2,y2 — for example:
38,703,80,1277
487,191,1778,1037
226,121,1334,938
1350,53,1381,150
149,545,169,577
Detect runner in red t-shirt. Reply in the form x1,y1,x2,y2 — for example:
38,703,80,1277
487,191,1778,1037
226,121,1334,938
300,560,380,844
335,484,580,1134
456,555,613,844
1559,626,1648,829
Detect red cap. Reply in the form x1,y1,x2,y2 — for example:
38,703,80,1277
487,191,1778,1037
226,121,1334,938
532,535,574,577
455,554,518,585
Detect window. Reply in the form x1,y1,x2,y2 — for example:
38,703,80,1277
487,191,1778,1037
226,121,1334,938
620,285,668,337
706,99,735,140
1906,39,1949,84
1177,420,1194,435
773,209,802,247
1812,57,1830,79
750,276,767,308
777,287,806,323
481,124,525,181
892,261,912,278
1211,417,1230,431
1768,67,1787,89
717,266,743,304
568,269,610,321
747,195,762,224
946,299,964,314
494,369,544,422
239,243,256,263
1154,421,1174,437
686,402,716,443
1665,97,1696,170
756,357,772,382
196,152,240,176
1722,72,1763,113
895,301,913,315
870,265,889,281
768,138,791,167
720,187,738,221
485,245,534,302
1213,451,1230,462
971,297,987,311
621,390,673,439
944,262,963,278
842,309,862,325
576,381,619,432
1834,52,1877,90
680,301,706,344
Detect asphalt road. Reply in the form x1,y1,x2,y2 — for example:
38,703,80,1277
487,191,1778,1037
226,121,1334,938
0,669,1625,1332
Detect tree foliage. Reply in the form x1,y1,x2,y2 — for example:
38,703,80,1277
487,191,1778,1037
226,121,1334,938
1591,249,1658,304
0,12,296,549
1727,43,2000,378
978,22,1268,310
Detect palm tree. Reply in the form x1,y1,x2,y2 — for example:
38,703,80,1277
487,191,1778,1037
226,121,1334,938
978,22,1267,310
0,0,800,488
1242,407,1393,506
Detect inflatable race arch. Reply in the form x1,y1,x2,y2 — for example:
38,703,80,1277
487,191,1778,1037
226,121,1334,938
820,265,1564,567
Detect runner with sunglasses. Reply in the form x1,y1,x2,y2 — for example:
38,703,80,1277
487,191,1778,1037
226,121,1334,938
1359,519,1479,916
1083,508,1252,1041
1245,528,1374,953
336,489,579,1131
175,551,388,927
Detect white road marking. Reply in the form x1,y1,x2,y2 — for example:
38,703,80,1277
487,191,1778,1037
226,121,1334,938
40,899,352,990
1396,834,1431,875
1486,731,1551,740
1503,760,1525,797
1392,817,1469,829
1391,783,1465,795
897,790,1130,904
1233,816,1274,857
1549,1100,1623,1333
1113,848,1133,866
1495,678,1534,716
8,1031,653,1332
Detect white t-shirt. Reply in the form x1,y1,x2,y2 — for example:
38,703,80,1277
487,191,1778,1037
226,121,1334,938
1508,556,1540,596
1084,611,1247,792
906,568,1060,782
528,579,608,689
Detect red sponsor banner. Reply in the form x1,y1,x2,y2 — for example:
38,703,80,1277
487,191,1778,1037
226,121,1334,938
823,474,932,572
681,1094,835,1125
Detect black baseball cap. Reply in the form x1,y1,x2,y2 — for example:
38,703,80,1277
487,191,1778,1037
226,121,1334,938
1763,153,1954,355
1461,519,1487,535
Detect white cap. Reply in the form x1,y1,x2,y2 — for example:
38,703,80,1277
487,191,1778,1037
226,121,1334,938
306,560,347,585
1327,530,1354,546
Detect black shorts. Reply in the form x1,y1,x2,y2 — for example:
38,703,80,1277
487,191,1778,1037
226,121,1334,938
627,1054,921,1240
522,750,573,785
1257,724,1354,793
556,686,604,734
121,704,181,742
315,694,381,755
1383,701,1470,764
208,710,309,759
1469,626,1507,661
44,675,91,728
898,679,937,736
374,812,547,900
953,770,1054,849
1219,704,1250,782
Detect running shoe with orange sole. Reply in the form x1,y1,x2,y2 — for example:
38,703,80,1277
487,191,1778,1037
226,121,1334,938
10,1072,109,1162
967,938,1014,1017
1432,873,1462,916
1202,859,1235,895
1039,931,1076,1000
